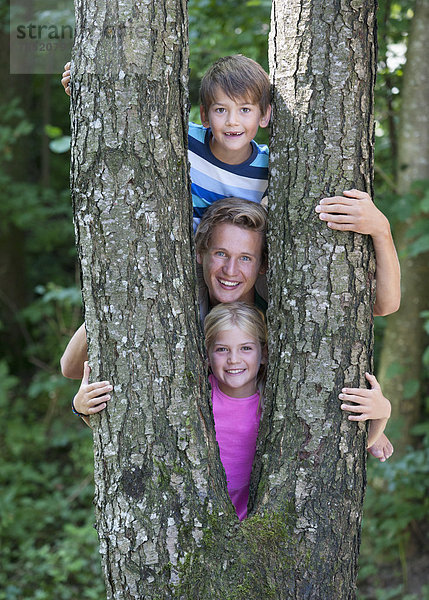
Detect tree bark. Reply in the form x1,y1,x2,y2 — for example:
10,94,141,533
377,0,429,454
256,1,377,597
70,1,232,597
71,0,377,598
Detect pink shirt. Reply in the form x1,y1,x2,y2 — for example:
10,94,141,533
209,374,261,521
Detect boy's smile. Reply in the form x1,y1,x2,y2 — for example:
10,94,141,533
200,88,271,165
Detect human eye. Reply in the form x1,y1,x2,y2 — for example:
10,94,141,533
215,250,226,257
242,345,253,351
215,346,227,353
240,255,251,262
214,107,225,114
241,107,251,113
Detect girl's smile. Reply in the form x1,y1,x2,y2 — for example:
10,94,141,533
208,325,266,398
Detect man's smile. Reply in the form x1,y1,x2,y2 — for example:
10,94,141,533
218,279,240,288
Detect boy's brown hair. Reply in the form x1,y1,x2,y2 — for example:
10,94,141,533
200,55,271,114
195,197,268,267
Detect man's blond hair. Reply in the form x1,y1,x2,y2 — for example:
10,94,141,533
195,198,267,266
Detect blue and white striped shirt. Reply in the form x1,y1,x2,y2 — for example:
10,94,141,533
188,122,269,230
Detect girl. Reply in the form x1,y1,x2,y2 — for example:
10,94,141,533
204,302,268,521
204,301,392,521
71,302,392,518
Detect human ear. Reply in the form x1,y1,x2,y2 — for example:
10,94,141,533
258,259,267,275
200,105,210,127
196,252,203,264
260,105,272,128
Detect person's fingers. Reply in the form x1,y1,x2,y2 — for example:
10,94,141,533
368,446,383,458
343,189,370,200
326,222,357,231
61,73,71,95
317,203,357,214
340,388,371,398
385,443,394,458
343,189,370,199
63,61,71,70
82,361,90,385
88,402,107,414
319,214,356,224
365,372,381,390
319,196,356,206
328,223,359,231
88,393,111,407
347,413,368,421
87,383,112,398
340,402,365,413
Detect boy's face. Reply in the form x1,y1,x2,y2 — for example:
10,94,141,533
197,222,266,306
200,87,271,165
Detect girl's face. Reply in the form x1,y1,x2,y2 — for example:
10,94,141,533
208,325,266,398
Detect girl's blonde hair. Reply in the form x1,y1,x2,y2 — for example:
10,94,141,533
204,302,268,401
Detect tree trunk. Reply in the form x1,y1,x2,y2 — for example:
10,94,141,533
377,0,429,454
256,0,377,596
70,1,230,597
71,0,376,598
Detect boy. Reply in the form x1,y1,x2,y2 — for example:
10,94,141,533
63,55,271,231
62,55,400,315
190,55,271,230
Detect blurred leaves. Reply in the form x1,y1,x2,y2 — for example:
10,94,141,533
0,99,34,161
0,1,428,599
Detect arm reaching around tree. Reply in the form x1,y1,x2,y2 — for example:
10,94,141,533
339,372,391,452
315,189,400,316
72,361,113,427
60,323,88,379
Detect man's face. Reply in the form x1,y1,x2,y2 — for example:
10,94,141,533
197,223,266,305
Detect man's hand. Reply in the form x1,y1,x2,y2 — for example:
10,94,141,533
339,373,391,422
61,62,71,96
315,189,389,238
316,189,401,316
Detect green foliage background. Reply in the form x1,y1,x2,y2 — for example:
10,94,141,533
0,1,428,599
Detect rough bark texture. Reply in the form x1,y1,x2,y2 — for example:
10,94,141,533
378,0,429,453
71,0,378,598
70,1,234,597
254,1,377,597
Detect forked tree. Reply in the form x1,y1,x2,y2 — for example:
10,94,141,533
70,0,376,598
